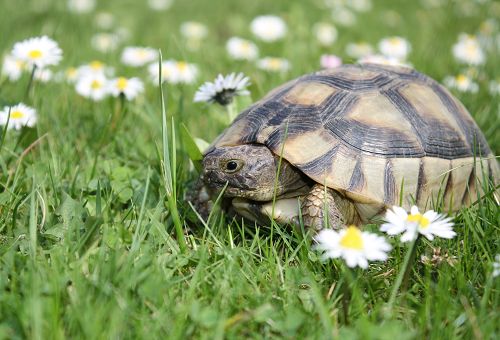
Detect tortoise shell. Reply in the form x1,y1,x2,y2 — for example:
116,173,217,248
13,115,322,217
209,64,498,219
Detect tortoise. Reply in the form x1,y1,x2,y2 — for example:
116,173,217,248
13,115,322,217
200,63,499,231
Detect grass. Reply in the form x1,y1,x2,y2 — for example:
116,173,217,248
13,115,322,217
0,0,499,338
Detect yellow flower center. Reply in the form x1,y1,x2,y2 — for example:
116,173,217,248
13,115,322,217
90,61,104,70
66,67,77,77
28,49,43,59
241,42,251,52
117,77,128,90
407,213,430,228
339,226,364,250
389,38,401,46
91,80,102,89
177,62,188,72
269,58,281,69
10,110,24,119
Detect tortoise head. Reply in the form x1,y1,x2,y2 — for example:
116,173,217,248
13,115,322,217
202,144,281,201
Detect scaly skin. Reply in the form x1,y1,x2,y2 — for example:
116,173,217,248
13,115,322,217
200,144,360,231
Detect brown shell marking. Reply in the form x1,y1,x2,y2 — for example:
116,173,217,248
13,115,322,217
208,64,498,217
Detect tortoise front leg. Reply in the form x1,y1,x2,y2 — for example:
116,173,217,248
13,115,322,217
301,184,359,231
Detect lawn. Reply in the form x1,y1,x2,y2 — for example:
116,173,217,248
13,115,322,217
0,0,499,338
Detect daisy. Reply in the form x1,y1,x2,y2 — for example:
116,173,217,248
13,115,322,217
320,54,342,69
147,60,197,85
91,33,121,53
452,34,485,65
0,103,37,130
148,0,173,11
250,15,287,42
148,60,177,84
358,54,411,67
171,61,198,84
194,73,250,105
180,21,208,40
345,42,374,59
493,254,500,278
77,60,114,78
94,12,115,29
443,74,479,93
64,67,80,83
108,77,144,100
226,37,259,60
256,57,290,72
314,23,338,46
332,7,356,27
1,54,26,81
121,46,158,67
67,0,96,13
34,68,53,83
378,36,411,60
75,73,109,101
314,225,391,269
12,36,63,68
349,0,373,12
381,206,456,242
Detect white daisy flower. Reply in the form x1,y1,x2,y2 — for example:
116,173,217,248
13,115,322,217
320,54,342,69
12,36,63,68
148,0,173,11
0,103,37,130
147,60,197,85
180,21,208,40
148,60,176,84
345,42,374,59
493,254,500,278
256,57,290,72
91,32,121,53
250,15,287,42
226,37,259,60
94,12,115,29
108,77,144,100
67,0,95,13
358,54,412,67
314,225,392,269
75,73,109,101
64,67,80,83
381,206,456,242
34,68,53,83
452,34,485,65
378,36,411,60
314,23,338,46
332,7,356,27
1,54,27,81
171,61,198,84
194,73,250,105
444,74,479,93
121,46,158,67
77,60,114,78
350,0,373,12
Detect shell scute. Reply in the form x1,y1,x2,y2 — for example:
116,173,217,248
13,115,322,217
208,64,497,215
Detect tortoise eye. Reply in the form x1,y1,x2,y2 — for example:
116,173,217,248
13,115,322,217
224,160,242,173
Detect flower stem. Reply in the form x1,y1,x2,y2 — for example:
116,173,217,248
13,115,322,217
341,264,356,325
110,93,126,132
386,236,419,316
226,102,237,123
25,65,37,99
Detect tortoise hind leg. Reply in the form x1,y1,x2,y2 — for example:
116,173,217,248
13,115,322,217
301,184,360,231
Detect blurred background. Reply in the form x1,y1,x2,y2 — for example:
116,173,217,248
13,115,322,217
0,0,498,158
